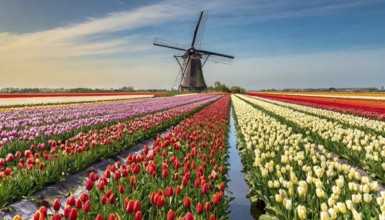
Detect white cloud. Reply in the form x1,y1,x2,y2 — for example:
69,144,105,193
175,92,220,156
0,0,383,89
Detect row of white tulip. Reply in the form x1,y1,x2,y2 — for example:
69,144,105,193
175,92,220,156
259,96,385,133
238,94,385,183
232,95,385,220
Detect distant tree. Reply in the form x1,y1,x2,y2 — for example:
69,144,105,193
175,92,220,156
230,86,245,94
214,81,221,89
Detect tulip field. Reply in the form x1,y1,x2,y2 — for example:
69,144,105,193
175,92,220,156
247,92,385,119
2,92,385,219
233,94,385,220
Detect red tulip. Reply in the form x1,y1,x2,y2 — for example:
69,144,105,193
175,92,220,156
130,175,136,186
53,198,61,211
6,153,14,162
182,177,188,186
184,197,191,208
101,196,107,205
114,171,120,180
52,213,62,220
156,195,165,207
213,194,220,206
194,179,201,188
165,187,173,197
204,202,210,211
83,200,91,213
219,183,225,192
134,200,141,212
209,214,216,220
201,183,208,195
5,167,11,176
132,164,140,174
175,185,181,195
25,150,32,158
85,179,93,191
108,193,115,205
110,165,116,172
39,206,47,217
126,200,134,213
185,212,194,220
134,211,142,220
69,208,78,220
162,169,168,178
150,192,157,204
95,214,103,220
167,209,175,220
80,193,89,203
67,196,76,206
105,189,112,198
0,158,4,166
196,203,203,214
89,172,99,182
107,213,119,220
118,185,124,194
104,169,111,178
39,163,45,170
33,210,44,220
98,180,105,191
75,199,82,209
64,205,71,218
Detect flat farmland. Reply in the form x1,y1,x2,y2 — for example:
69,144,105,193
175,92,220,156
2,93,385,220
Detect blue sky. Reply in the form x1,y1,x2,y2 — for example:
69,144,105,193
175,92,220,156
0,0,384,90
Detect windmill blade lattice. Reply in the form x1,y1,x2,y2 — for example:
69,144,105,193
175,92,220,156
153,11,234,92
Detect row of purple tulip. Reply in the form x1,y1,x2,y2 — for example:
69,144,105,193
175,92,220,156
0,95,214,147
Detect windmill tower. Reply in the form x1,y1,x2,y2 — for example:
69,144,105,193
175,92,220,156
154,11,234,92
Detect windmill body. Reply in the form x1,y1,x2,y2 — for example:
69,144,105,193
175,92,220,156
180,53,206,92
154,11,234,92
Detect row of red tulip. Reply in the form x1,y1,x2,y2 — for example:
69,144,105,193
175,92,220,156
28,95,230,220
248,93,385,120
0,96,219,208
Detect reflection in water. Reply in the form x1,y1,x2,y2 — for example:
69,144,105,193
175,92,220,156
227,107,264,220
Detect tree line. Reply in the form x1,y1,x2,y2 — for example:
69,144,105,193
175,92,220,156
208,81,245,94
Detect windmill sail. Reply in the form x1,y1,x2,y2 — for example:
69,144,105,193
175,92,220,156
153,11,234,92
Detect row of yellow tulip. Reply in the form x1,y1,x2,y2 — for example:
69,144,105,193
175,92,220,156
232,95,385,220
239,94,385,183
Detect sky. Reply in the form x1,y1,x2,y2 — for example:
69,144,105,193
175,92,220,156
0,0,384,90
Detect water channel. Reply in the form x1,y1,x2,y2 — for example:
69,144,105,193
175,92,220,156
227,107,260,220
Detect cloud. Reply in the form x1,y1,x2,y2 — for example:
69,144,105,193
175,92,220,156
0,0,197,88
0,0,383,89
0,1,194,61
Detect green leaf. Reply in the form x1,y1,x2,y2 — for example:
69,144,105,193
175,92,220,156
259,214,275,220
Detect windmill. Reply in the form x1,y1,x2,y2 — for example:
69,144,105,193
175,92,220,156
154,11,234,92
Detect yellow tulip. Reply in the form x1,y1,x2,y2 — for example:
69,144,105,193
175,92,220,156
285,199,292,210
363,193,372,203
352,209,362,220
321,203,328,212
320,211,329,220
337,202,347,214
328,208,337,219
346,200,353,210
297,205,307,220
